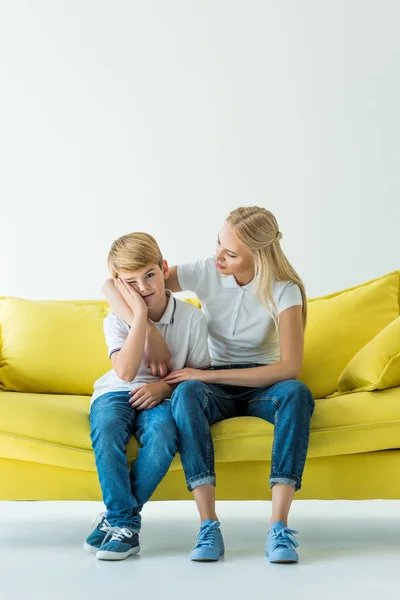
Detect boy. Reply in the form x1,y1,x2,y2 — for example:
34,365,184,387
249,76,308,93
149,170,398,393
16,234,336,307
84,232,210,561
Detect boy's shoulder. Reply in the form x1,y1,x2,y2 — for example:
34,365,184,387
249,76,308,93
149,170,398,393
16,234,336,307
103,311,130,331
174,297,205,326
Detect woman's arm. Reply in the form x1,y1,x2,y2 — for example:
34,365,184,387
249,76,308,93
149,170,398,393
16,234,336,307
163,306,304,388
165,266,183,293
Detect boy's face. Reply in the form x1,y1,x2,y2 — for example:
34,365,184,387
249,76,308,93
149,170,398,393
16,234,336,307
117,261,169,308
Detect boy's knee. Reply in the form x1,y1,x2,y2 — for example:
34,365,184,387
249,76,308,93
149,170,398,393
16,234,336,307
141,418,178,454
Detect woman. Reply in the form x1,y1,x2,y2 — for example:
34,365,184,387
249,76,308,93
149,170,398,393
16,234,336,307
103,206,314,564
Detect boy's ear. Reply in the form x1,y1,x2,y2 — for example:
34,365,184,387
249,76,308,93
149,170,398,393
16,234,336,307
162,259,169,280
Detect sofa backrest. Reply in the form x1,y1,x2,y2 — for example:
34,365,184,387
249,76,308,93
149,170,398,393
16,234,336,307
0,271,399,399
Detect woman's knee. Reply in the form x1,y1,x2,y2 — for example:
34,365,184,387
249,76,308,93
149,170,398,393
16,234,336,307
171,380,209,413
277,379,314,414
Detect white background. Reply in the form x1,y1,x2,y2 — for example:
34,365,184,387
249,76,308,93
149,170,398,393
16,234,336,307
1,0,399,300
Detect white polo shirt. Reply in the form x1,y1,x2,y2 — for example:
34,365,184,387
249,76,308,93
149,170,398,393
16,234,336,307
91,290,211,405
177,257,303,366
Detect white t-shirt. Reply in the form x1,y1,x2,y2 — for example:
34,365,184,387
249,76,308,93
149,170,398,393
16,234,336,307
177,257,303,366
91,291,211,405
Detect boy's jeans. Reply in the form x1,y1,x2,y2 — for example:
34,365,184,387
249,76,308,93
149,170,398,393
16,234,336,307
170,365,315,492
90,392,178,531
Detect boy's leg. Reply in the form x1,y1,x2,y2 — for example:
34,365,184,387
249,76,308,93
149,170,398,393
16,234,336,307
90,392,140,531
129,399,179,515
245,379,314,563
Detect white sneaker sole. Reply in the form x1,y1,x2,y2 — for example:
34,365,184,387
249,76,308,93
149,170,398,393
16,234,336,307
96,546,140,561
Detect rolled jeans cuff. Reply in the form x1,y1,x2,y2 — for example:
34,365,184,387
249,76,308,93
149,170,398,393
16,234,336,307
186,472,216,492
270,474,301,492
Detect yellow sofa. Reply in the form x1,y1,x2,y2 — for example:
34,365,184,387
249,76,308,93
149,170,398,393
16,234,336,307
1,271,400,501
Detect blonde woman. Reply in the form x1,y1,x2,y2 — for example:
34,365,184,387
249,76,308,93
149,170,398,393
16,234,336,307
103,206,314,564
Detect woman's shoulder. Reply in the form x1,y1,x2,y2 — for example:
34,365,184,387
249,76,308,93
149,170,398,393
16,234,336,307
272,280,303,309
272,279,300,292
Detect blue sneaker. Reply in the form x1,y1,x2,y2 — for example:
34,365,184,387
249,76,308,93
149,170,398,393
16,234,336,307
190,520,225,562
96,527,140,561
83,514,115,554
265,521,299,563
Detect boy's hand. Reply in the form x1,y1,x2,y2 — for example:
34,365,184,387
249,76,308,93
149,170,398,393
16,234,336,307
114,278,148,315
144,324,173,377
129,382,172,411
162,368,213,384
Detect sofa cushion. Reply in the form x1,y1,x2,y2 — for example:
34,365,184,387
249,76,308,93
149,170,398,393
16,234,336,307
1,388,400,473
0,298,111,395
300,271,400,399
337,317,400,393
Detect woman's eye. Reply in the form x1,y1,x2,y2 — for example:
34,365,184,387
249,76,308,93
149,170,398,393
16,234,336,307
216,239,220,245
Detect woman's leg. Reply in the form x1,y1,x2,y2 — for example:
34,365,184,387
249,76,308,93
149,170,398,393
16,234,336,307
246,379,314,562
170,380,238,560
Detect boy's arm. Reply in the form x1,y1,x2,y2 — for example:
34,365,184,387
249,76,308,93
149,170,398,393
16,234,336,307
102,278,172,377
109,281,148,381
111,311,147,381
102,278,134,325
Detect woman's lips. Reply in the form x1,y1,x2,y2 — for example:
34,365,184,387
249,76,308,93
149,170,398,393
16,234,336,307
216,262,226,270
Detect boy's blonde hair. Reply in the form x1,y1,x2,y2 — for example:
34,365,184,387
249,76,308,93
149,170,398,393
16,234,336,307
107,232,163,278
227,206,307,327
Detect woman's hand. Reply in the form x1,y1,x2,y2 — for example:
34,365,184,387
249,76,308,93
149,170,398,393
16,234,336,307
162,368,214,385
114,278,148,316
144,325,172,378
129,382,172,411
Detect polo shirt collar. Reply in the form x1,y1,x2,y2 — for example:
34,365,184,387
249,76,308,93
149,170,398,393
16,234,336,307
220,273,256,291
157,290,176,324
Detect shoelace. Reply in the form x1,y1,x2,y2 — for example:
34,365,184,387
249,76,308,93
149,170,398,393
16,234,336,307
270,527,299,552
92,511,106,529
194,521,220,549
98,517,118,545
109,527,134,543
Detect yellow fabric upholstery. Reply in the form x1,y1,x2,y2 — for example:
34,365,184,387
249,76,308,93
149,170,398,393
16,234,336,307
2,388,400,474
337,316,400,393
300,271,399,399
1,270,400,501
0,298,111,395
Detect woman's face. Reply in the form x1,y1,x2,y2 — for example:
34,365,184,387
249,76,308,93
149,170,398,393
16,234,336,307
215,221,254,281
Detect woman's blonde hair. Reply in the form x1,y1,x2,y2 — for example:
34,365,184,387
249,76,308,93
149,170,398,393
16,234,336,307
227,206,307,327
107,232,163,278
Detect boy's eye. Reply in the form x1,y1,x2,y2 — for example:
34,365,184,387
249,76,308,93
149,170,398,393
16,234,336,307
146,273,154,279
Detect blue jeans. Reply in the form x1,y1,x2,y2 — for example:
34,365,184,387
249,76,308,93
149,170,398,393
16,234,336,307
90,392,178,531
170,365,315,492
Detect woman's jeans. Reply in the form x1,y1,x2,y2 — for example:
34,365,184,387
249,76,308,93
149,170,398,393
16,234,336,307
170,365,315,492
90,392,178,531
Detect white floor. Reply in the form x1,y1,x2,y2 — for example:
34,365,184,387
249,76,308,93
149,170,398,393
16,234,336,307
1,500,400,600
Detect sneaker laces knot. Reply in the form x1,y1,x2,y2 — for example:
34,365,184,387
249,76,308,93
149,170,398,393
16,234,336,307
195,521,220,549
270,526,299,551
109,527,134,543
